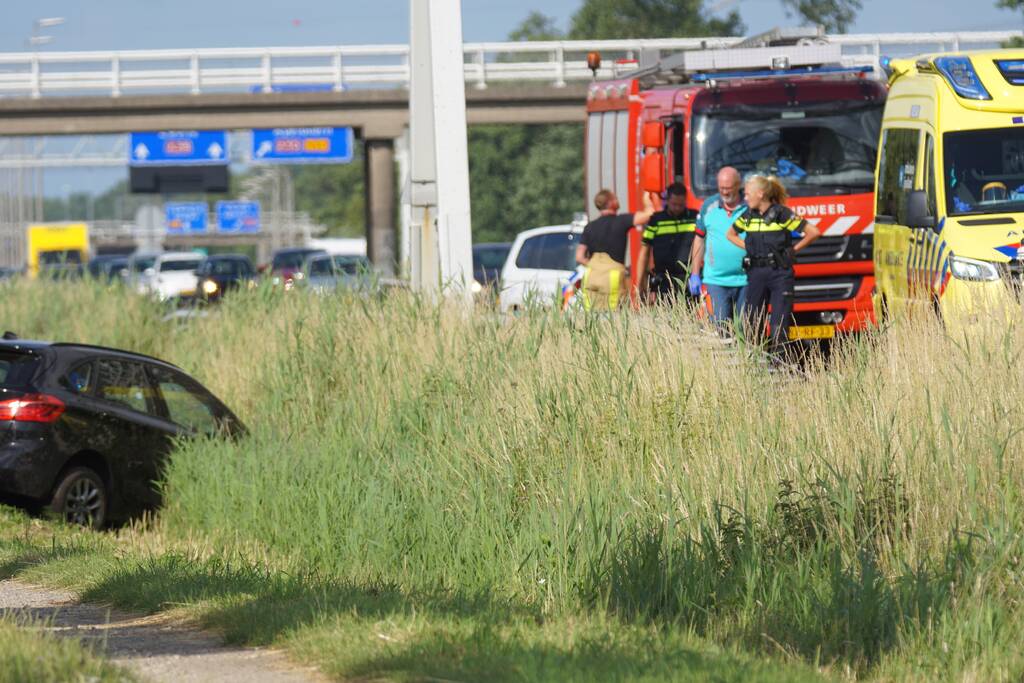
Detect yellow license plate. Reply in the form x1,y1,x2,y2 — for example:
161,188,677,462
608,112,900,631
788,324,835,340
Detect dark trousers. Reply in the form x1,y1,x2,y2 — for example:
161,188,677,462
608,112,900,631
744,266,794,349
650,273,691,304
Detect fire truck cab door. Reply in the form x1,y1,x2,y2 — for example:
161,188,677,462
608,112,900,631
662,117,685,186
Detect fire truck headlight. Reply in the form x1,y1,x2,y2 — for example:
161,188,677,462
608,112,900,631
949,255,1000,282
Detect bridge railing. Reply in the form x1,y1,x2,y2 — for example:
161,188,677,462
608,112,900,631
0,31,1019,98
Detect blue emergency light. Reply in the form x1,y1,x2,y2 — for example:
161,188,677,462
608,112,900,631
879,56,894,77
995,59,1024,85
933,56,991,100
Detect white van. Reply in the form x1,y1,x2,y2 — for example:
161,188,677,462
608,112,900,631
499,223,584,313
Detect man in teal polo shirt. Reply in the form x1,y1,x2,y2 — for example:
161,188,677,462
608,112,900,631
689,167,747,326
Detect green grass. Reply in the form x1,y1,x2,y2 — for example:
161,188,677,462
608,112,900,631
0,610,138,683
0,278,1023,680
0,508,823,682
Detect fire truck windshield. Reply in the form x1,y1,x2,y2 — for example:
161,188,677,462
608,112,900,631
692,101,882,198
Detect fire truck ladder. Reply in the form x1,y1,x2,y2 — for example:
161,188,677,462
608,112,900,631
630,26,857,88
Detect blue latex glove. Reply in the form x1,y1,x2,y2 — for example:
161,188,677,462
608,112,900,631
777,158,807,180
688,274,702,296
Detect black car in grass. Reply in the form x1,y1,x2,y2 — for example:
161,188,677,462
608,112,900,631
0,339,243,527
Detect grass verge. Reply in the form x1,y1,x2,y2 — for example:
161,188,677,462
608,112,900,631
0,506,825,682
1,280,1023,680
0,612,138,683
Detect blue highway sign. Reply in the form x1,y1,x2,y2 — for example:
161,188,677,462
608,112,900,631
248,84,335,94
165,202,208,234
251,127,354,164
216,201,260,233
130,131,229,166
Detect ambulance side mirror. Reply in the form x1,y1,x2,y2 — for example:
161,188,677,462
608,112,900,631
906,190,935,230
640,153,665,193
641,122,665,149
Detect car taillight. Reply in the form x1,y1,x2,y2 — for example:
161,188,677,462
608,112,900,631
0,394,65,422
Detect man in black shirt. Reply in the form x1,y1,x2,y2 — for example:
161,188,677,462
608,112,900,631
575,189,655,311
634,183,703,304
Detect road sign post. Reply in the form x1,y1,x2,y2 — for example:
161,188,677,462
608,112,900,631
408,0,473,302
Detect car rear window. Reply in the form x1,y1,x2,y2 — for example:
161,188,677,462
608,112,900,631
515,233,579,271
0,351,40,387
160,259,202,272
273,251,318,270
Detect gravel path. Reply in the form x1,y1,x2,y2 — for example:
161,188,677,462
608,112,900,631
0,579,327,683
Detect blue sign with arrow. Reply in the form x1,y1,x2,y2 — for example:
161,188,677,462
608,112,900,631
165,202,209,234
130,131,229,166
251,127,354,164
216,201,260,233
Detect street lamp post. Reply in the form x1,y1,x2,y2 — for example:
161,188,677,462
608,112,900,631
26,18,65,223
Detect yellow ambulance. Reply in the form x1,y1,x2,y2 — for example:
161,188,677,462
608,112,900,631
26,223,89,278
873,51,1024,324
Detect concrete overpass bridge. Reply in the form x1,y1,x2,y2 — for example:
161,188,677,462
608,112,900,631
0,30,1016,270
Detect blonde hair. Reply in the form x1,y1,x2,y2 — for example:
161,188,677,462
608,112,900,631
746,175,789,206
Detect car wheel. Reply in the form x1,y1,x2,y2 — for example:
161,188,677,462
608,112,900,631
49,467,107,529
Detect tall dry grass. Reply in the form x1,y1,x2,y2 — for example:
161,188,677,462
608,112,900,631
3,277,1024,679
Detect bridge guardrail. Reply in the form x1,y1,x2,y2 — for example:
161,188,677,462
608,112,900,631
0,32,1018,98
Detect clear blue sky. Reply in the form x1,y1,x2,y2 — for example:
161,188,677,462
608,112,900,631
12,0,1022,198
0,0,1019,51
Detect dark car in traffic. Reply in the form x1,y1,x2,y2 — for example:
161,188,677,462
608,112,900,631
269,247,327,288
0,339,243,527
86,255,130,282
196,255,257,301
473,242,511,290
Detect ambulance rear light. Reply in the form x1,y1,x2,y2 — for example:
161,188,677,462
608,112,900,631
933,56,991,101
995,59,1024,85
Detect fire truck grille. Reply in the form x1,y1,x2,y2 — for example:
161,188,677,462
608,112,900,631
794,276,861,303
796,234,874,264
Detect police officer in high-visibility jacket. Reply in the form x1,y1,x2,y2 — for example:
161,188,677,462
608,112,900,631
726,175,820,350
575,189,656,311
635,183,703,303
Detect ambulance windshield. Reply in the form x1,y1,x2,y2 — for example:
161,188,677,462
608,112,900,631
691,101,882,197
944,128,1024,216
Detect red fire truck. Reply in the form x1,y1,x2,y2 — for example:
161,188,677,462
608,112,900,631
584,29,886,337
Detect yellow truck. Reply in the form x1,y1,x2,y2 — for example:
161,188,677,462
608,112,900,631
26,223,89,278
873,51,1024,325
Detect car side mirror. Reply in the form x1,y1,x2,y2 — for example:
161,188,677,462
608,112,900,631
906,190,936,229
144,267,156,277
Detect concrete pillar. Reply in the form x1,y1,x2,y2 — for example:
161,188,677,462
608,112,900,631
365,138,396,275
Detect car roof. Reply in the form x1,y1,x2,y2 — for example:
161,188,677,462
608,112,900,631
205,254,250,261
276,247,323,255
158,252,203,261
513,224,576,242
0,339,183,371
